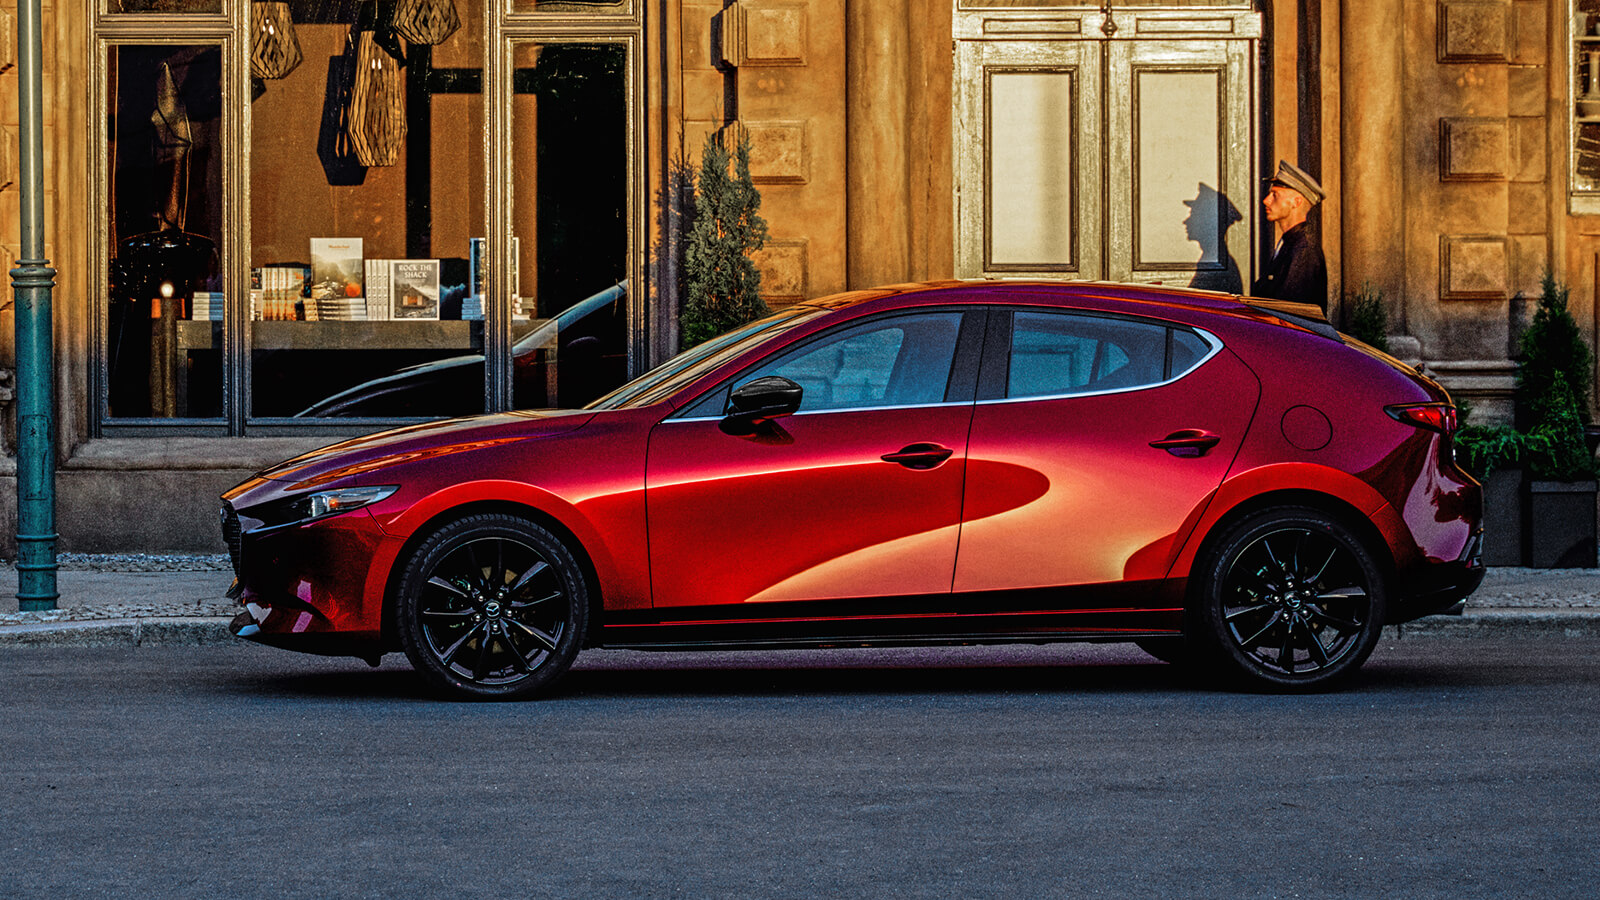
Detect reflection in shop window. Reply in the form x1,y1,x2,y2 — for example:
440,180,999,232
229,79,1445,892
251,0,490,419
106,45,224,419
510,42,630,410
513,0,632,13
109,0,222,14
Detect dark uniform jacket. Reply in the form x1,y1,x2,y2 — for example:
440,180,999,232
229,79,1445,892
1250,222,1327,311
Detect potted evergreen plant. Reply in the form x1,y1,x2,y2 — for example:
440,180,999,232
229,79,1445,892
1453,419,1527,566
1454,271,1598,566
1515,273,1596,567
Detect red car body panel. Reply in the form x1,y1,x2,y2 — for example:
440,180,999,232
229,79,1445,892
646,403,975,606
953,348,1259,594
221,280,1484,662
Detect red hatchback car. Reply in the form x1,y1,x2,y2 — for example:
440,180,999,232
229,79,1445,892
223,280,1483,697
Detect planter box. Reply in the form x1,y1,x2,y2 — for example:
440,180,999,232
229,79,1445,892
1527,480,1598,568
1482,468,1525,566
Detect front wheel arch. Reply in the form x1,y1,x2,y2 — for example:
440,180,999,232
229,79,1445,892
381,500,603,652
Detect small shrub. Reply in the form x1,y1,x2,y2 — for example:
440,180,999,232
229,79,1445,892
1517,270,1593,428
1524,373,1596,481
1345,281,1389,352
679,131,770,350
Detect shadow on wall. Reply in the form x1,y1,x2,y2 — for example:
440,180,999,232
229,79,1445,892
1183,182,1243,294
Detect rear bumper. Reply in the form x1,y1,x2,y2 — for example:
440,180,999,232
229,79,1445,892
1390,530,1485,624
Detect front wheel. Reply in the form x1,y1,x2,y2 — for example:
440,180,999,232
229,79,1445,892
396,514,588,700
1192,507,1387,692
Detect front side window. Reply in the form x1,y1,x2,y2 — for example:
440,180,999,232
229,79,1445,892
687,312,966,417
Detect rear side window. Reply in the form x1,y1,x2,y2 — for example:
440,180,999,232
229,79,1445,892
1004,311,1212,400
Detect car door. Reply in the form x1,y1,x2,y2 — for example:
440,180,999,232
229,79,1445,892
953,306,1259,597
647,308,983,610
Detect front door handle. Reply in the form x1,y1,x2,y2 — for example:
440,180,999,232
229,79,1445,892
1149,429,1222,458
881,443,954,470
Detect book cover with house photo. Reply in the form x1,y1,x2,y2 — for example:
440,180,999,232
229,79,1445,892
310,238,364,309
389,259,441,320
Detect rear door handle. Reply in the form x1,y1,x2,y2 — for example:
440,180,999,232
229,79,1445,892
1149,429,1222,458
881,443,954,470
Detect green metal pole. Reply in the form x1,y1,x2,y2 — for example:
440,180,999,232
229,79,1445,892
11,0,57,611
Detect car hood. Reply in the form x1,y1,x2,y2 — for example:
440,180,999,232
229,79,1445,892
248,408,597,491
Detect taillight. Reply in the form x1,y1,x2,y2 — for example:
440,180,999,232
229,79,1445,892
1385,402,1458,434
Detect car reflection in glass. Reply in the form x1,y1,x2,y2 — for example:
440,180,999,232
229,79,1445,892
294,281,629,417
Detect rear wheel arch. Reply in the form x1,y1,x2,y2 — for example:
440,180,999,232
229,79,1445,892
1188,503,1390,690
1185,489,1398,590
381,499,604,651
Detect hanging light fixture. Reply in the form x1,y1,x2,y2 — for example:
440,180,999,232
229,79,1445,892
249,1,303,80
393,0,460,46
347,30,406,167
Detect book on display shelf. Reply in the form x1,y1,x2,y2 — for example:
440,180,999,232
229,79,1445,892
254,266,307,321
389,259,442,320
363,259,391,321
189,291,224,321
310,238,364,304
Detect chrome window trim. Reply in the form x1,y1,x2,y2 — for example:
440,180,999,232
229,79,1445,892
979,325,1224,406
667,399,974,424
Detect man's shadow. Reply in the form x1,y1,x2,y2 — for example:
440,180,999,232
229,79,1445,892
1183,182,1243,294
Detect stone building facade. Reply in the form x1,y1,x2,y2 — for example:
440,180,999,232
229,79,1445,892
0,0,1591,550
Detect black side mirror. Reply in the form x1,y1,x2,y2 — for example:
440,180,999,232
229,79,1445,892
720,375,803,435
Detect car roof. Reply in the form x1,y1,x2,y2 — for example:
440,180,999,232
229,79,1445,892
793,279,1337,339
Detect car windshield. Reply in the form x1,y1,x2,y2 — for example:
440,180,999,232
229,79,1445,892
586,305,829,410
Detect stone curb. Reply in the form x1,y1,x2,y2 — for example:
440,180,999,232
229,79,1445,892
1,610,1598,648
0,617,233,647
1386,610,1600,639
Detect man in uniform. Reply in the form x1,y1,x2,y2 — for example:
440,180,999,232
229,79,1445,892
1251,160,1327,310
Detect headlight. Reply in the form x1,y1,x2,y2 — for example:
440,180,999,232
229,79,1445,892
298,485,399,522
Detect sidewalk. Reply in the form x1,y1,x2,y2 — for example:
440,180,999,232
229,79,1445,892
2,554,1599,647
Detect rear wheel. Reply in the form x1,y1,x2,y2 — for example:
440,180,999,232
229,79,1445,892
1192,507,1387,691
396,514,588,700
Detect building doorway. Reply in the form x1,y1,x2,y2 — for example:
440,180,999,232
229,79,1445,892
953,3,1261,290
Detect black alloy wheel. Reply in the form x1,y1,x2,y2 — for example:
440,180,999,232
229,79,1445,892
396,513,588,700
1194,507,1387,691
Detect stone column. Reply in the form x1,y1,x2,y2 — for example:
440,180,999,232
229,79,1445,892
1339,0,1406,330
846,0,912,288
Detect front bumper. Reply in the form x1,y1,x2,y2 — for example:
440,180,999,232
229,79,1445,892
230,607,385,662
223,500,394,660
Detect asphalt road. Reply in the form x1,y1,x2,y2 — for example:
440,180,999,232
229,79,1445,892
1,638,1596,899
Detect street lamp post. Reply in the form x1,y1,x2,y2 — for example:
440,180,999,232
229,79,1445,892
11,0,58,611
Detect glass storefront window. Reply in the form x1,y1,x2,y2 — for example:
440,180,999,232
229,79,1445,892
106,45,224,419
96,3,640,430
510,42,630,409
251,0,488,419
109,0,223,14
1574,3,1600,211
513,0,631,13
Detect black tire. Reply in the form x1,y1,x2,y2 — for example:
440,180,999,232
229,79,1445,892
396,513,588,700
1191,506,1387,692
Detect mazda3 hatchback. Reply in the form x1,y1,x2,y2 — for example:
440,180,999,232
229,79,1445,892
223,280,1483,698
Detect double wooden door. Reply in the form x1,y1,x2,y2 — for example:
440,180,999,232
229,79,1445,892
955,5,1261,291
